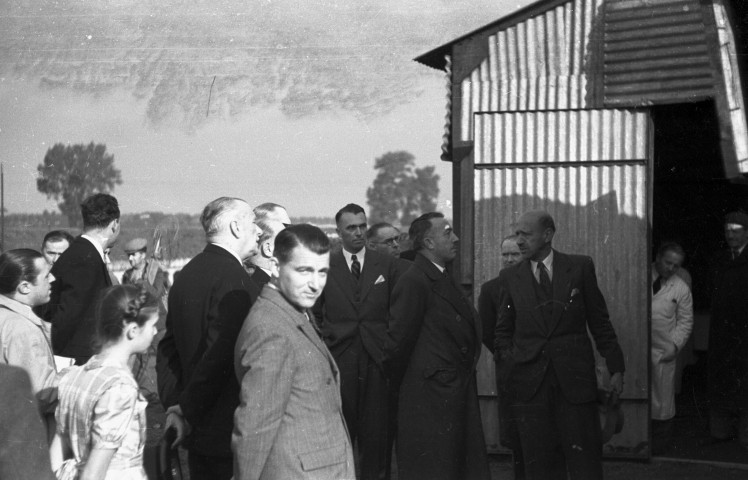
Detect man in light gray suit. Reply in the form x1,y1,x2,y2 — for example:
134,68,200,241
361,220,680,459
233,224,354,480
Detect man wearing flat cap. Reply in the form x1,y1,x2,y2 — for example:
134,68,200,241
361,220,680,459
705,211,748,447
123,237,170,400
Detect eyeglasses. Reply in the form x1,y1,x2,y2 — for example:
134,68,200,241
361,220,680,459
375,236,400,247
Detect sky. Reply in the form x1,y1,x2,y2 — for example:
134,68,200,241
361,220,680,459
0,0,535,218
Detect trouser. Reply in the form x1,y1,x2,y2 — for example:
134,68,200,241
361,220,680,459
512,365,603,480
337,340,391,480
188,451,233,480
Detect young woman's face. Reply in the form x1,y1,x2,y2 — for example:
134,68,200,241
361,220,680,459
131,311,158,354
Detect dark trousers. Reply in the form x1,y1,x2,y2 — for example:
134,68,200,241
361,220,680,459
337,340,391,480
188,451,233,480
512,366,603,480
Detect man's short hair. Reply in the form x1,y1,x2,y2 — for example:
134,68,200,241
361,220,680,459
366,222,396,241
501,234,519,244
0,249,44,295
81,194,120,229
274,224,331,265
537,212,556,233
42,230,75,246
254,202,286,220
657,241,685,258
256,217,283,245
200,197,247,237
409,212,444,252
335,203,365,224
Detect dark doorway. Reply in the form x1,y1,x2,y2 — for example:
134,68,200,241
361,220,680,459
652,100,748,463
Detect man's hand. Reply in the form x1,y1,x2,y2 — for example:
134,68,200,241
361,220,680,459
610,372,624,396
165,405,191,448
660,341,678,362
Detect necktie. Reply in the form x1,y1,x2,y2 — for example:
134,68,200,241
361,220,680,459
537,262,552,297
653,276,662,295
351,254,361,280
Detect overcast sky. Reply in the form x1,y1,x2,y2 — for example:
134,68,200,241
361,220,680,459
0,0,534,219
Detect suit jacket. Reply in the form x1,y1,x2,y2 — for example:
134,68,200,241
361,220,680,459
386,254,489,480
47,236,112,360
315,248,403,368
233,285,354,480
0,364,55,480
478,276,502,353
494,250,625,404
157,243,258,457
251,267,271,287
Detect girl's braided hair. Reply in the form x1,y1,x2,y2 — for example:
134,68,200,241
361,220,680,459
94,284,158,349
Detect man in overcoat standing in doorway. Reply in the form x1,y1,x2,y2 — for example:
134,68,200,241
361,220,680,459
494,210,625,480
386,212,489,480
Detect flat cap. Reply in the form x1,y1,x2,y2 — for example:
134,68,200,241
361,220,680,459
725,211,748,229
124,237,148,254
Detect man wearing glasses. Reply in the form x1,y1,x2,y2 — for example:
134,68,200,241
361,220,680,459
366,223,402,257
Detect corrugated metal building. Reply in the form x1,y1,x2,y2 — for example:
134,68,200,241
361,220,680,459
416,0,748,459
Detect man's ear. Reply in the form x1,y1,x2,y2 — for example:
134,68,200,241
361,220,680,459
17,281,31,296
261,241,273,259
229,219,241,239
270,257,280,278
423,236,435,250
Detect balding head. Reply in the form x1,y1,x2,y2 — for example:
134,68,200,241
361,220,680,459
515,210,555,262
254,202,291,225
200,197,260,260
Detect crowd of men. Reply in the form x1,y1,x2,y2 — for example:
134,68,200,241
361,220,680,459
2,190,748,480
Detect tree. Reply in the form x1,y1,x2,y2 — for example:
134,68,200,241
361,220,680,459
366,151,440,226
37,143,123,228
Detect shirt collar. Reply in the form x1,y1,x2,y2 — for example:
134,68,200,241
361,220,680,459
530,250,554,276
210,242,244,266
81,234,105,261
431,261,445,273
0,294,43,327
342,246,365,266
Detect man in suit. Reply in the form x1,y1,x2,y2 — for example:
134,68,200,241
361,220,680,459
386,212,490,480
157,197,260,480
478,234,524,479
314,203,403,480
705,211,748,447
366,222,401,257
494,210,625,480
0,364,55,480
47,193,120,364
233,224,354,480
249,217,286,287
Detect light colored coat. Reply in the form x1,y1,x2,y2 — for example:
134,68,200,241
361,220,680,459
651,272,693,420
232,285,354,480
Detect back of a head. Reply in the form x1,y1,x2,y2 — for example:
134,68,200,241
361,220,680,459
0,249,43,295
95,284,158,348
274,224,331,264
200,197,247,239
81,193,120,230
335,203,365,224
409,212,444,252
42,230,75,247
254,202,286,219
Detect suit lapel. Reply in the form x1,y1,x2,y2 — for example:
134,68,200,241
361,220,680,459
358,249,379,301
329,251,357,307
416,255,478,338
516,261,545,332
549,251,572,335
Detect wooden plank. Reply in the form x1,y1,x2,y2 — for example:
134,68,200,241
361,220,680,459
605,78,714,94
605,12,704,33
604,56,712,73
604,90,714,106
605,23,704,42
604,67,713,85
603,44,708,63
604,34,706,53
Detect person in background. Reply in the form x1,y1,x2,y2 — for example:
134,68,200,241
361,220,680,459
233,224,354,480
157,197,260,480
55,285,158,480
494,210,625,480
366,222,401,257
704,211,748,447
650,242,693,454
247,218,286,287
478,234,525,479
386,212,490,480
253,202,291,226
0,363,56,480
41,231,74,266
47,193,121,364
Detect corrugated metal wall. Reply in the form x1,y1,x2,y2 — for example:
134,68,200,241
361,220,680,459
602,0,715,106
473,109,651,456
460,0,605,143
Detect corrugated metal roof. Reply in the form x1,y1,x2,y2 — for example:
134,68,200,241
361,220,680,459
602,0,716,105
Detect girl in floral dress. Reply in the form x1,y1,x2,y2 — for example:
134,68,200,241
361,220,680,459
55,285,158,480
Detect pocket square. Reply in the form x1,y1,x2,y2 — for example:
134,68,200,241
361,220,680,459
570,288,580,297
375,275,386,285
